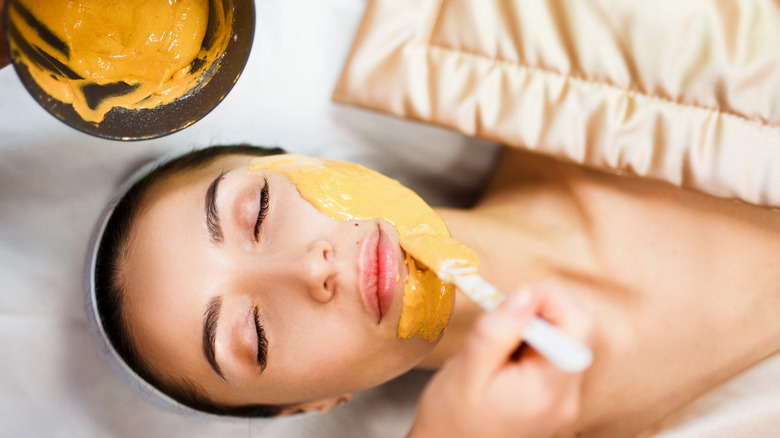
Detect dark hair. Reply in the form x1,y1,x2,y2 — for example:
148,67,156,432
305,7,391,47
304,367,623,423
94,144,287,417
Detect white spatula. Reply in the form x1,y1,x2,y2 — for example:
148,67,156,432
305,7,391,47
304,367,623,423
439,263,593,373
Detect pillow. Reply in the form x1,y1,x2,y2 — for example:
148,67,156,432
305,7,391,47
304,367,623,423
333,0,780,208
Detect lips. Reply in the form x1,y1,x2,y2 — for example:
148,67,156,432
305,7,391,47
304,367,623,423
375,228,398,319
360,225,398,323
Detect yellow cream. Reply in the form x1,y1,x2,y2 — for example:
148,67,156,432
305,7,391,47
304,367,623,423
7,0,230,123
249,155,479,342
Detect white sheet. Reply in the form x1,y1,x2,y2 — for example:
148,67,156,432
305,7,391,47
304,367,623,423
0,1,498,436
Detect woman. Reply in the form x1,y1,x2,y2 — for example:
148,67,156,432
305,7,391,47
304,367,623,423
91,144,780,437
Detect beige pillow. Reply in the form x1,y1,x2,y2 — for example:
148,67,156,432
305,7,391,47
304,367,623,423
333,0,780,208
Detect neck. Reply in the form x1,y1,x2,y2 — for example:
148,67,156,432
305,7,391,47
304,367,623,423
416,192,594,369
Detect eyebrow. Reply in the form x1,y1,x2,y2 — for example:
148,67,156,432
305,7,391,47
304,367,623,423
203,296,226,380
205,171,226,244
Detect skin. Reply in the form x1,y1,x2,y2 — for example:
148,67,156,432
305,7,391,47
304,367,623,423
122,155,437,411
123,148,780,435
441,148,780,436
409,285,592,438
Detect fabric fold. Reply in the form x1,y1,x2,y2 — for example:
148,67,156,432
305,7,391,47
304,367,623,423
334,0,780,208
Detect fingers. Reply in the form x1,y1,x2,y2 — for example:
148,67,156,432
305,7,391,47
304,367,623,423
456,283,593,392
456,288,537,390
410,284,590,438
531,283,593,344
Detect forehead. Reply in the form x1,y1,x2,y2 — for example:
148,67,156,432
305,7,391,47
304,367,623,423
121,171,210,359
118,155,258,381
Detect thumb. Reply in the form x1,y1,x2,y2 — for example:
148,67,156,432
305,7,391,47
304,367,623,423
457,289,536,390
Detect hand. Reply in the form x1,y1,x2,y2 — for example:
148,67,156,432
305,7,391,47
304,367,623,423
407,284,593,438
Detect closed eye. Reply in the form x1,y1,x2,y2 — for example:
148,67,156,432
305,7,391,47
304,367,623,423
254,177,270,242
253,306,269,371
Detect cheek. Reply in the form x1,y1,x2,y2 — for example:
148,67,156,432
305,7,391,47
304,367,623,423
266,185,340,245
269,305,370,371
267,305,422,392
291,321,435,384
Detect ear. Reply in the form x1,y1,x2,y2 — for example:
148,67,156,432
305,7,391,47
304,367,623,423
279,393,353,416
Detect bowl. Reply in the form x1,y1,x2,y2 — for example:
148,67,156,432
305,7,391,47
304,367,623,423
3,0,255,141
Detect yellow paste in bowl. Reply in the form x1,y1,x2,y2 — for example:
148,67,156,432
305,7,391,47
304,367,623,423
249,155,479,342
7,0,230,123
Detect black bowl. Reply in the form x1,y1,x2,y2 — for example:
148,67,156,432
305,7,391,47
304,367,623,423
3,0,255,141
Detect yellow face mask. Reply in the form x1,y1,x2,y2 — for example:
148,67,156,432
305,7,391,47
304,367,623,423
7,0,229,123
249,155,479,342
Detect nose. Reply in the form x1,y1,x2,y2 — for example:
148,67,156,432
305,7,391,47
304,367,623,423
295,240,337,303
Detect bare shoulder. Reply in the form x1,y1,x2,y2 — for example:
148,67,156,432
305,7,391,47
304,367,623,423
471,147,780,436
479,147,780,269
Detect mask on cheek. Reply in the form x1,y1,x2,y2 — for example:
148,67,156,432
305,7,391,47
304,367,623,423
248,155,479,342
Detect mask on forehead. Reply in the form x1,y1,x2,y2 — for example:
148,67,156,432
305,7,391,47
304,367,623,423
248,154,479,342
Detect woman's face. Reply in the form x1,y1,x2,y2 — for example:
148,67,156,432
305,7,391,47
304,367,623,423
121,154,438,410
